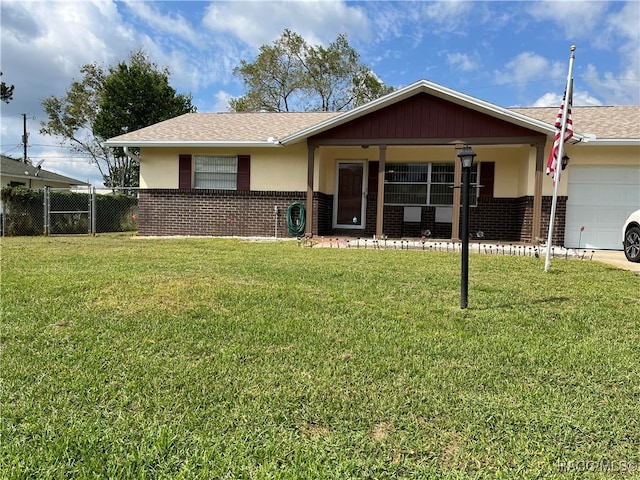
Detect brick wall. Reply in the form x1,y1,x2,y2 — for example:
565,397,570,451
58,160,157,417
138,190,567,245
469,196,566,244
524,196,567,245
364,195,566,244
468,197,525,241
316,193,333,236
139,189,318,237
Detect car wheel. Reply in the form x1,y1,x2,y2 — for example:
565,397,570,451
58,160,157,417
623,225,640,262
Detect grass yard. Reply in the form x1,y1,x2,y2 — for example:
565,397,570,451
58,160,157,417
1,234,639,479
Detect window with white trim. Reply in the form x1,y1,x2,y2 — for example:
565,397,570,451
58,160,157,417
384,162,479,207
194,155,237,189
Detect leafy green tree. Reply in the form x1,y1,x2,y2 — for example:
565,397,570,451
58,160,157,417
230,30,306,112
41,50,195,188
93,50,195,188
230,29,393,112
41,63,109,182
1,71,15,104
302,34,393,111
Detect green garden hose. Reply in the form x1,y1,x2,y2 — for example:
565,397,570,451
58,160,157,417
286,202,306,237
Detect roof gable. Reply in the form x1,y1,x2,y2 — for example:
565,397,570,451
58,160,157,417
281,79,558,144
309,92,544,145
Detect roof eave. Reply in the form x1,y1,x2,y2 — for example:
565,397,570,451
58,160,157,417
575,138,640,146
104,140,283,148
1,172,88,185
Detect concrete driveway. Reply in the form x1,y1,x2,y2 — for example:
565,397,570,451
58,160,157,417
591,250,640,273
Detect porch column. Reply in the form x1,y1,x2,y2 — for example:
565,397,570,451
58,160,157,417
376,145,387,238
451,143,464,241
532,142,545,242
306,144,316,236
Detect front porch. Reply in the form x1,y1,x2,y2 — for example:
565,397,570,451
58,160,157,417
302,91,552,245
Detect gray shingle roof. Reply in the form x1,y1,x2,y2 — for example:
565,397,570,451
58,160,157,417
1,155,88,185
509,106,640,139
107,111,341,144
105,104,639,146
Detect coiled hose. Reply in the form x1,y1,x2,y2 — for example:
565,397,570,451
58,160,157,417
286,202,306,237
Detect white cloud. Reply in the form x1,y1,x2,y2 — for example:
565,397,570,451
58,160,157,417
526,1,639,105
201,0,370,49
527,1,609,42
532,90,602,107
38,150,103,187
420,1,474,33
494,52,565,88
122,0,201,47
211,90,234,113
583,63,639,105
367,3,423,45
0,1,135,184
446,52,479,72
582,1,640,104
531,92,562,108
0,1,141,121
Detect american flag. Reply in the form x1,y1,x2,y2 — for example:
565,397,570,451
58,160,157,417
546,87,573,181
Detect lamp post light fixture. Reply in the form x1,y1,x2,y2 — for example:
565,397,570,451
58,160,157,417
457,145,476,309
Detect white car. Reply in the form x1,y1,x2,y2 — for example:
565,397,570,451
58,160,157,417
622,209,640,263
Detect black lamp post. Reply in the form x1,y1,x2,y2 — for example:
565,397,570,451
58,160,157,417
458,145,476,309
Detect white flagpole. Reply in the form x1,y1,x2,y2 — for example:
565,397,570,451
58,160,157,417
545,46,576,272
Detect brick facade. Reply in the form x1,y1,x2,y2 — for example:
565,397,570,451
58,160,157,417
139,189,310,237
138,189,567,245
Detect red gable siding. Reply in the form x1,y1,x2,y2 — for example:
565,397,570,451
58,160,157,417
310,92,540,142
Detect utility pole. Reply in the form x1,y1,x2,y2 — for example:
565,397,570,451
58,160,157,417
22,113,28,163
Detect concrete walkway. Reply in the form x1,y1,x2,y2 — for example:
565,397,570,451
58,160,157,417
590,249,640,273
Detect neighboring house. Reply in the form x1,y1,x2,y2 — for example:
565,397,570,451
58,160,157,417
1,155,89,189
105,80,640,249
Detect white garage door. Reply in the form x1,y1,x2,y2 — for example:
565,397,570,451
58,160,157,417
565,166,640,250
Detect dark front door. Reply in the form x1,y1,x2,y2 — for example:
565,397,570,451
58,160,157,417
335,161,365,229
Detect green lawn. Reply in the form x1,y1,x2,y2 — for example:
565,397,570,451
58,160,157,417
1,235,638,479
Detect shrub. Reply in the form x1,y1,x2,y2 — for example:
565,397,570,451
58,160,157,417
0,186,44,236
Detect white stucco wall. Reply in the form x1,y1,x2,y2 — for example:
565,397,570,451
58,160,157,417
139,143,639,199
541,143,640,196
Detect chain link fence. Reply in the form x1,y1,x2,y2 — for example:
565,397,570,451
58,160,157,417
1,186,138,236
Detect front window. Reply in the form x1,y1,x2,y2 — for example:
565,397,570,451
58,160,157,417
384,162,479,206
384,163,429,205
194,155,237,189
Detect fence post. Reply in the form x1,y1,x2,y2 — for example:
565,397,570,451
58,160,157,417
43,186,50,236
91,186,96,235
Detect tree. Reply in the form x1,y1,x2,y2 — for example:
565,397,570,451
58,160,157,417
41,63,109,182
230,29,393,112
93,50,195,188
302,34,392,111
1,71,15,103
230,30,306,112
41,50,195,188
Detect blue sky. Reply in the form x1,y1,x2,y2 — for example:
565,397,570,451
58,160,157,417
1,0,638,186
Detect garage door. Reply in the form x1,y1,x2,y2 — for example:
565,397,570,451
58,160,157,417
565,166,640,250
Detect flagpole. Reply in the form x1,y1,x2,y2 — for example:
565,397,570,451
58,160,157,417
545,46,576,272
